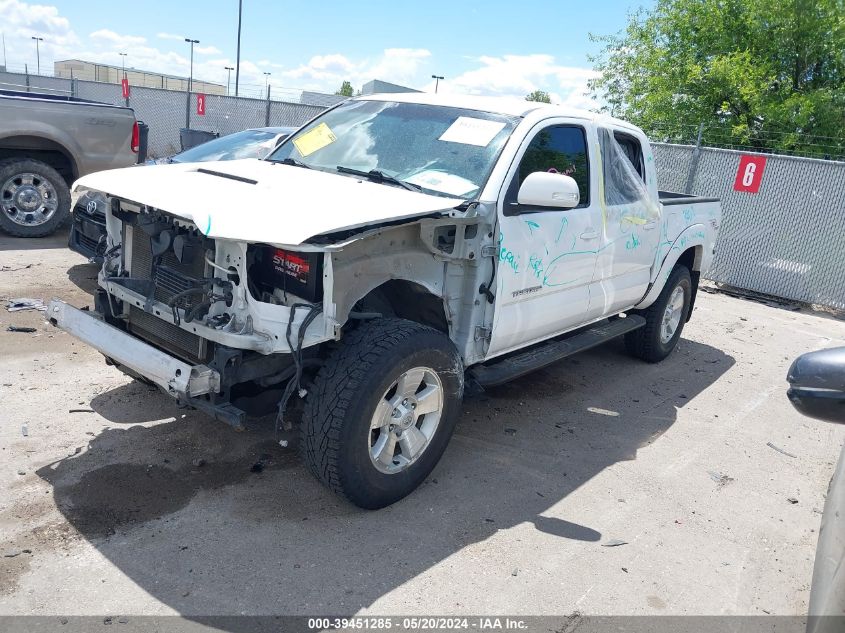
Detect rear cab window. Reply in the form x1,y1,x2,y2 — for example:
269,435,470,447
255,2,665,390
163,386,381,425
600,128,647,205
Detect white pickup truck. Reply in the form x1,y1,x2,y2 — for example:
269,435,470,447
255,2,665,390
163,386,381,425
49,94,720,509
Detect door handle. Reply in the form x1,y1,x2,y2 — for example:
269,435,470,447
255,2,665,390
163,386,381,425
580,229,599,240
642,221,657,231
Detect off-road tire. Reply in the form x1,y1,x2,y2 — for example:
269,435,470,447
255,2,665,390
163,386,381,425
302,318,464,509
0,158,71,238
625,265,692,363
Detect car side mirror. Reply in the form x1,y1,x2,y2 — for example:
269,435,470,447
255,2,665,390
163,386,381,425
787,347,845,424
517,172,580,209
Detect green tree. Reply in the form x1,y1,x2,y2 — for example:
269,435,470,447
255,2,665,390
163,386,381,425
525,90,552,103
335,81,355,97
589,0,845,155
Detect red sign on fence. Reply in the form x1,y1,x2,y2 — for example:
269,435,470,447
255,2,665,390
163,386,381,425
733,155,767,193
196,93,206,116
121,77,130,99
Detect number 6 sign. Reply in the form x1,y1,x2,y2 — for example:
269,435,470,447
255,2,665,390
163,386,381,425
733,155,767,193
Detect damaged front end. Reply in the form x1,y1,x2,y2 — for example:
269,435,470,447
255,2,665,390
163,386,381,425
50,196,337,428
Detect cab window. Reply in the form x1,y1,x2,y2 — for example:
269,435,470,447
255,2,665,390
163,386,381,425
505,125,589,212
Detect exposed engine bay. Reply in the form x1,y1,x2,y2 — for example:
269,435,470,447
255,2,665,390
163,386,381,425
89,198,335,427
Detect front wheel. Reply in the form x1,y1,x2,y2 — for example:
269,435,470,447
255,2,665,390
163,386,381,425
625,265,692,363
302,318,464,509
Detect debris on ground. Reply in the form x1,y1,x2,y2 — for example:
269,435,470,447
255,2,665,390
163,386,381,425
708,470,735,488
504,428,517,435
601,539,628,547
787,497,799,504
191,458,206,468
511,569,519,577
250,461,264,473
0,264,32,272
6,325,37,333
21,424,28,437
6,298,46,312
3,550,21,558
68,409,94,414
767,442,797,458
17,470,25,476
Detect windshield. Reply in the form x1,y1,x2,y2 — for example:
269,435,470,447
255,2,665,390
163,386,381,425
173,129,283,163
267,100,519,199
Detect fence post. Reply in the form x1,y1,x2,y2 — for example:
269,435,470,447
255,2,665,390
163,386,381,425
684,122,705,194
185,85,192,130
265,84,271,126
70,77,77,98
25,64,30,92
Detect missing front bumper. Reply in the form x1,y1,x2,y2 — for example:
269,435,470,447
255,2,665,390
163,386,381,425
47,299,220,398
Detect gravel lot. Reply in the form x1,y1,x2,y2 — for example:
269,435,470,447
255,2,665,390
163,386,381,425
1,231,844,618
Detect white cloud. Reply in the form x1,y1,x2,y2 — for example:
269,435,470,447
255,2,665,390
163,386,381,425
156,32,184,41
0,0,79,71
366,48,430,85
90,29,146,47
194,45,220,56
430,54,599,110
280,48,430,93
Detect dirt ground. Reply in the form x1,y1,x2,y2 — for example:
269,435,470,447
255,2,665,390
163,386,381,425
1,230,844,619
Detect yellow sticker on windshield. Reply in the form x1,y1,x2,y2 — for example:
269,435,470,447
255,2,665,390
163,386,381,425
293,122,337,157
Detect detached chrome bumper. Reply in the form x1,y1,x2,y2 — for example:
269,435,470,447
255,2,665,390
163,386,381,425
47,300,220,398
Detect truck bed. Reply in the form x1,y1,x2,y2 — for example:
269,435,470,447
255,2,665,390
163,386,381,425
658,190,719,205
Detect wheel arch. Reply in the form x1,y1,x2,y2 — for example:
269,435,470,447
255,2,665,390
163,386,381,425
0,135,79,184
351,279,450,334
635,225,706,312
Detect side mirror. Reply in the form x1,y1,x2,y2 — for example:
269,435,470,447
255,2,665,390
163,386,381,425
787,347,845,424
517,172,580,209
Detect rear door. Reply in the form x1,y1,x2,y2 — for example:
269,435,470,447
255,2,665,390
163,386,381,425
592,128,660,315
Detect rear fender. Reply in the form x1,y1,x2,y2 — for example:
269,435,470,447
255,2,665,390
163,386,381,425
634,224,706,310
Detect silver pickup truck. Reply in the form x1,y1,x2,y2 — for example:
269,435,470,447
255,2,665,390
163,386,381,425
0,89,140,237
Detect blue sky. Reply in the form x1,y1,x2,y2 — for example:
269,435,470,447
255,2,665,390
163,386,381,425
1,0,651,105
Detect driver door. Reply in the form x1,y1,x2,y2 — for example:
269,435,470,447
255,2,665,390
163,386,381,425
487,121,603,357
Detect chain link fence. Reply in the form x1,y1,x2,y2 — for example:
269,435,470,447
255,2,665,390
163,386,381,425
0,70,337,157
654,142,845,311
4,68,843,310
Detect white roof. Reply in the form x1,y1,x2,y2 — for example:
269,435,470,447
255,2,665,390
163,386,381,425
356,92,642,133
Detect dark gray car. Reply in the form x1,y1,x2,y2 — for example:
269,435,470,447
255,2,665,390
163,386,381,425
68,126,296,262
787,347,845,632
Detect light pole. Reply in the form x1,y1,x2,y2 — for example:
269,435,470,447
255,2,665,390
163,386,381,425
184,38,199,128
431,74,444,94
225,66,234,96
31,37,43,75
263,71,271,89
235,0,242,96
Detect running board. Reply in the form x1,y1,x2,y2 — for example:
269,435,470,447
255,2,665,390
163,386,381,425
469,316,646,387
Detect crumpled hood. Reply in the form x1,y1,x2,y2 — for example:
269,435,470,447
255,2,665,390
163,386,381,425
73,159,463,246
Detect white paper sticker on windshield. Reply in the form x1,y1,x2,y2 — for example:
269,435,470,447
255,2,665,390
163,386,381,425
404,170,478,197
438,117,506,147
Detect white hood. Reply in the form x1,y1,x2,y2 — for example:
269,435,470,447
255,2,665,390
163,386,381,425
73,159,464,246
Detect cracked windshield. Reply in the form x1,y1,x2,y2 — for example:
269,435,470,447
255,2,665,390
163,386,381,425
268,100,518,199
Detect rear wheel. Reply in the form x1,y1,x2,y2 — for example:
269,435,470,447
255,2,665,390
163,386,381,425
0,158,71,237
625,265,692,363
302,318,463,509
